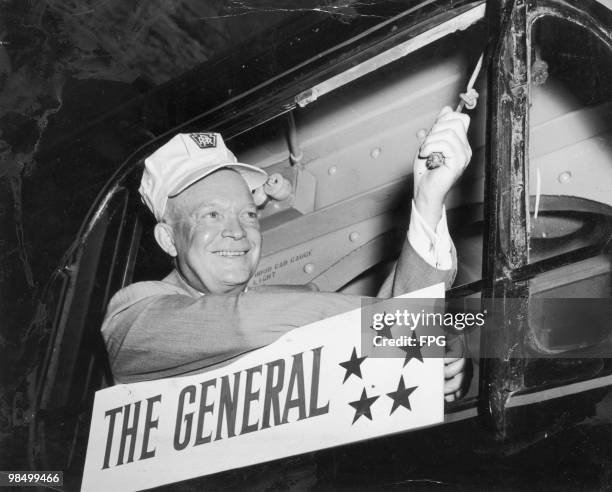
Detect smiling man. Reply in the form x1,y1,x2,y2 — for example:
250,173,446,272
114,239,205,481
101,107,469,401
154,169,263,295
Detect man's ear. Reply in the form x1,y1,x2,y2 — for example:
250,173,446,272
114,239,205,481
154,222,178,257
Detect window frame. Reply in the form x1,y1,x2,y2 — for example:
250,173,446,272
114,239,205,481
480,0,612,441
31,183,142,474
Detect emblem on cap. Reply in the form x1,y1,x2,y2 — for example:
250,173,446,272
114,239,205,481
189,132,217,149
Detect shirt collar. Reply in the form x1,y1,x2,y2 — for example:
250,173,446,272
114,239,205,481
164,269,205,298
164,269,249,297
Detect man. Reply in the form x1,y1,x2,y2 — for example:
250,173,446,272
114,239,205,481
102,107,470,401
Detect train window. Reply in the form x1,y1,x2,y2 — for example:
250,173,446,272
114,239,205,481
527,16,612,265
35,187,129,475
42,188,129,409
526,15,612,352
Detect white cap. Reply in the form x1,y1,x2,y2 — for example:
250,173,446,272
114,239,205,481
139,132,268,221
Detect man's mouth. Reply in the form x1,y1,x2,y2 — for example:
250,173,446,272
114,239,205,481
214,250,247,257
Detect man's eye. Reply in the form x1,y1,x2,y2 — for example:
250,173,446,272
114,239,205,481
204,211,219,219
243,210,259,221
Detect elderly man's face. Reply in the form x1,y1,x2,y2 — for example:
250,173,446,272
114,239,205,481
163,169,262,294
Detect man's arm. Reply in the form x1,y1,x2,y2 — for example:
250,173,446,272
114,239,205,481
377,107,472,400
376,237,456,298
102,282,362,383
377,108,469,297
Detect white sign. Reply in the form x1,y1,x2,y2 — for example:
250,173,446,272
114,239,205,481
82,284,445,491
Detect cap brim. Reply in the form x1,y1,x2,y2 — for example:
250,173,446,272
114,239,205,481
168,162,269,198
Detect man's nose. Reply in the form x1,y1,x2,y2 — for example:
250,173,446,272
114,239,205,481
221,216,246,239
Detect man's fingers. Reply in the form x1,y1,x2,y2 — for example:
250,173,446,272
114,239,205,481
444,371,464,395
429,118,471,159
431,120,470,150
420,126,471,168
437,110,470,132
428,130,472,164
418,141,451,164
419,135,466,168
444,356,463,363
416,128,428,145
437,105,454,119
416,109,471,166
444,356,466,379
444,389,464,403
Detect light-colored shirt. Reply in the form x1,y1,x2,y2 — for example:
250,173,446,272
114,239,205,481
409,200,453,270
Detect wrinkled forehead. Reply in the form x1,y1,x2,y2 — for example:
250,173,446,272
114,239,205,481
167,169,255,217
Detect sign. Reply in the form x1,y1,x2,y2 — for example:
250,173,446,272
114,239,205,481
82,284,445,491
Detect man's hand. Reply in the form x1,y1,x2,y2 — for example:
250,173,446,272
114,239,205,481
444,356,466,402
444,331,467,402
413,106,472,230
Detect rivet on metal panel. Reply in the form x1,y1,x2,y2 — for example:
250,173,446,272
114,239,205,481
303,263,315,274
558,171,572,184
349,231,360,242
328,166,337,175
370,147,381,159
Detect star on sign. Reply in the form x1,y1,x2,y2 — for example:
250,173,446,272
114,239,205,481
387,376,418,414
339,347,367,383
348,388,379,424
370,311,394,340
399,330,423,367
